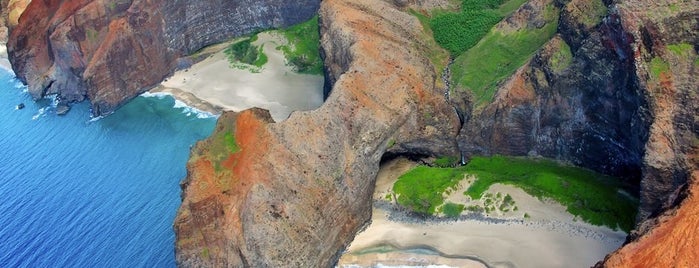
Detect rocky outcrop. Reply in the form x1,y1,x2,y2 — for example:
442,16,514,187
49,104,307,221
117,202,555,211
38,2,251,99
5,0,319,115
173,0,461,266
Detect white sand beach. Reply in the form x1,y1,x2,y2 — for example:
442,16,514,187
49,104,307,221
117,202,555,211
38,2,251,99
158,32,324,122
337,158,627,268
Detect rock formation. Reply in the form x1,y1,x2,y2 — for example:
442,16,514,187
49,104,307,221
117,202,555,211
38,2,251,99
4,0,319,115
174,0,461,266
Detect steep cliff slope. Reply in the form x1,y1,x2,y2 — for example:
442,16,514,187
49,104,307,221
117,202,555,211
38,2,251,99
457,0,697,222
174,0,461,266
5,0,319,115
451,0,697,265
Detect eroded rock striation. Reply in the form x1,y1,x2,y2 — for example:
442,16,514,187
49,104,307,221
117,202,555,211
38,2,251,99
174,0,460,266
5,0,319,115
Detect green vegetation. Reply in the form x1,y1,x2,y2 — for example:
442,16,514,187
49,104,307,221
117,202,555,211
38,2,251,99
408,9,451,73
429,0,526,56
224,37,267,69
667,43,694,57
451,6,559,106
580,0,608,28
442,202,465,218
223,131,240,154
650,57,670,79
276,15,323,74
393,166,466,215
393,155,638,231
434,156,459,168
201,248,210,259
462,156,637,231
549,40,573,73
387,139,396,149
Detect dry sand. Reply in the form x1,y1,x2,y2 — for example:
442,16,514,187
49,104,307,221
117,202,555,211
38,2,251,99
338,158,627,268
158,32,324,122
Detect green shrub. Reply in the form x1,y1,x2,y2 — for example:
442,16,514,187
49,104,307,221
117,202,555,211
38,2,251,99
277,15,324,74
443,202,465,218
224,38,263,66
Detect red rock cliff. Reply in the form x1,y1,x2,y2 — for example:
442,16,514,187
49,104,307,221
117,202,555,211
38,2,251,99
5,0,319,115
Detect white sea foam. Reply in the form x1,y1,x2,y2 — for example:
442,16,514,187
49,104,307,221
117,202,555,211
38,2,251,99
140,91,218,119
140,91,172,99
32,107,47,120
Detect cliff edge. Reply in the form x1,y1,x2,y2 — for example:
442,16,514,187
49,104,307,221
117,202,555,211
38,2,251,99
173,0,460,266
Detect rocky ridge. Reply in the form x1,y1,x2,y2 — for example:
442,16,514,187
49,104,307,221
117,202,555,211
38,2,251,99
174,0,460,266
4,0,319,115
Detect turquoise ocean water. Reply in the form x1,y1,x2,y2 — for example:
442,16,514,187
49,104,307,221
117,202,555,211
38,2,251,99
0,69,216,267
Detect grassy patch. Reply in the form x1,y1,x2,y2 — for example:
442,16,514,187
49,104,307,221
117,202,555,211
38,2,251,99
393,155,638,231
580,0,608,28
667,43,694,57
462,156,638,231
224,37,267,70
276,15,323,74
409,9,451,73
549,39,573,73
428,0,526,56
393,166,466,215
442,202,465,218
451,6,559,106
223,131,240,154
650,57,670,79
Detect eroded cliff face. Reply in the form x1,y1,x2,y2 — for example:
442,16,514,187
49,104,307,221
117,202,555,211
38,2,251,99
458,0,697,222
459,0,647,183
599,0,698,266
454,0,697,265
5,0,319,115
173,0,461,266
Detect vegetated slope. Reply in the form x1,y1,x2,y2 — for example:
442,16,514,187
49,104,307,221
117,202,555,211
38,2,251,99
174,0,462,266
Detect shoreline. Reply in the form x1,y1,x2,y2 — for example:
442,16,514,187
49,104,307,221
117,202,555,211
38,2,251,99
157,32,324,122
338,158,627,268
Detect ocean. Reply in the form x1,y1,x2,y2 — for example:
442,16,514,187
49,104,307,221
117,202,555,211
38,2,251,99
0,69,216,267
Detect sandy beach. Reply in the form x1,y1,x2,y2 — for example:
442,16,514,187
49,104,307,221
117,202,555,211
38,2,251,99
157,32,324,122
0,43,12,73
338,158,627,268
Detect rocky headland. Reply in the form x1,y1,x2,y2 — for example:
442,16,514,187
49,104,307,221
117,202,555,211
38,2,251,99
2,0,697,266
3,0,319,115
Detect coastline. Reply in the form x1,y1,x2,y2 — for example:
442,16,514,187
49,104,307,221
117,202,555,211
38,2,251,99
338,158,627,268
156,32,324,122
0,43,13,74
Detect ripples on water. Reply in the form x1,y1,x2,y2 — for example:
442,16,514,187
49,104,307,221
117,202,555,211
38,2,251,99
0,70,216,267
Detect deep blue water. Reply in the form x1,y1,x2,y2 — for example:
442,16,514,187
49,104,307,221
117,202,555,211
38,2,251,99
0,70,216,267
